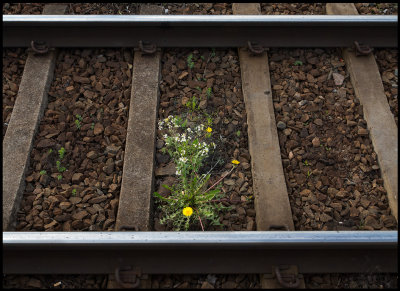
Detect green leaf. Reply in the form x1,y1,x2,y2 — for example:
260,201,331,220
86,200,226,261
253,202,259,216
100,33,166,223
153,191,173,202
162,184,173,191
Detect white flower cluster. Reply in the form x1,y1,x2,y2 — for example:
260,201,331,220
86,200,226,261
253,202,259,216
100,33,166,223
158,115,217,177
158,115,180,130
194,124,205,132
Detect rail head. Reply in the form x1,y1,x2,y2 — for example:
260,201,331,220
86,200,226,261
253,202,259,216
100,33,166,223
3,230,398,246
3,14,397,48
3,14,398,26
3,231,397,274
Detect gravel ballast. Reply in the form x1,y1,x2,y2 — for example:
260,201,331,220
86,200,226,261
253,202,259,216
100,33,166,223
269,48,397,231
374,49,398,125
2,48,27,138
15,49,132,232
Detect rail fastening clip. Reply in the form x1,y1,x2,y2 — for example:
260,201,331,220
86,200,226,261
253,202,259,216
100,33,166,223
30,40,50,55
115,266,142,289
353,41,373,56
137,40,158,55
247,41,265,55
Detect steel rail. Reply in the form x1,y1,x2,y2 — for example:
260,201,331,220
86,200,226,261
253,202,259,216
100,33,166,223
3,15,397,48
4,231,397,274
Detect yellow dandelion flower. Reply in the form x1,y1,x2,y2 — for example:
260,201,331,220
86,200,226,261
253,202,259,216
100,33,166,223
182,207,193,217
206,127,212,133
231,160,240,165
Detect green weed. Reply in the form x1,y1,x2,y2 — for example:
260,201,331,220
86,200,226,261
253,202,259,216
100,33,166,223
187,54,195,69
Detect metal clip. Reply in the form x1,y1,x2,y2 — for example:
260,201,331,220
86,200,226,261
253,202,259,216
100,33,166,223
247,41,264,55
274,266,301,289
138,40,157,55
115,266,141,289
353,41,373,56
30,40,49,54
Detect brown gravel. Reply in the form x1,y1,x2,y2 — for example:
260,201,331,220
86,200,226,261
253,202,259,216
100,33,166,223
3,48,27,138
150,274,260,289
261,3,326,14
3,3,44,14
374,49,398,125
355,3,398,14
269,48,397,231
163,3,232,15
3,274,107,289
154,48,255,231
14,48,132,231
66,3,139,14
304,273,398,289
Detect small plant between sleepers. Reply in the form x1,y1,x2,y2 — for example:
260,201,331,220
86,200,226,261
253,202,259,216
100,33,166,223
75,114,83,130
155,116,240,231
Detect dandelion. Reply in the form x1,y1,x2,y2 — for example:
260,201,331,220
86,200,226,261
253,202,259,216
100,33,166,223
232,160,240,165
206,127,212,133
182,207,193,217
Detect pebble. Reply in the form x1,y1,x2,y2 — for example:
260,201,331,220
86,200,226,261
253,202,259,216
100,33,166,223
86,151,98,159
199,100,207,109
72,173,84,183
178,71,188,80
72,210,89,220
314,119,323,126
298,100,308,106
224,179,235,186
69,197,82,204
44,220,58,229
105,144,121,155
300,189,311,196
155,163,176,176
88,195,107,204
27,278,42,288
312,137,320,147
276,121,286,130
93,123,104,135
59,201,72,210
201,281,214,289
332,73,345,86
283,128,292,136
336,190,348,199
156,140,165,149
357,128,369,136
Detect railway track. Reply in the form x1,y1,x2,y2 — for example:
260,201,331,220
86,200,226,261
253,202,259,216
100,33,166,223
3,3,398,289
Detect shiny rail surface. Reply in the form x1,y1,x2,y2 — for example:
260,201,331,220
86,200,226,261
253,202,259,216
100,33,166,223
3,15,398,47
3,231,397,274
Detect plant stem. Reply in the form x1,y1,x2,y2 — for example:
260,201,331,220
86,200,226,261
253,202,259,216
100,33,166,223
196,208,205,231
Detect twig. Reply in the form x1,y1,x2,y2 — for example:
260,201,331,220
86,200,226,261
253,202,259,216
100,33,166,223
202,50,213,79
201,166,236,196
197,159,222,185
